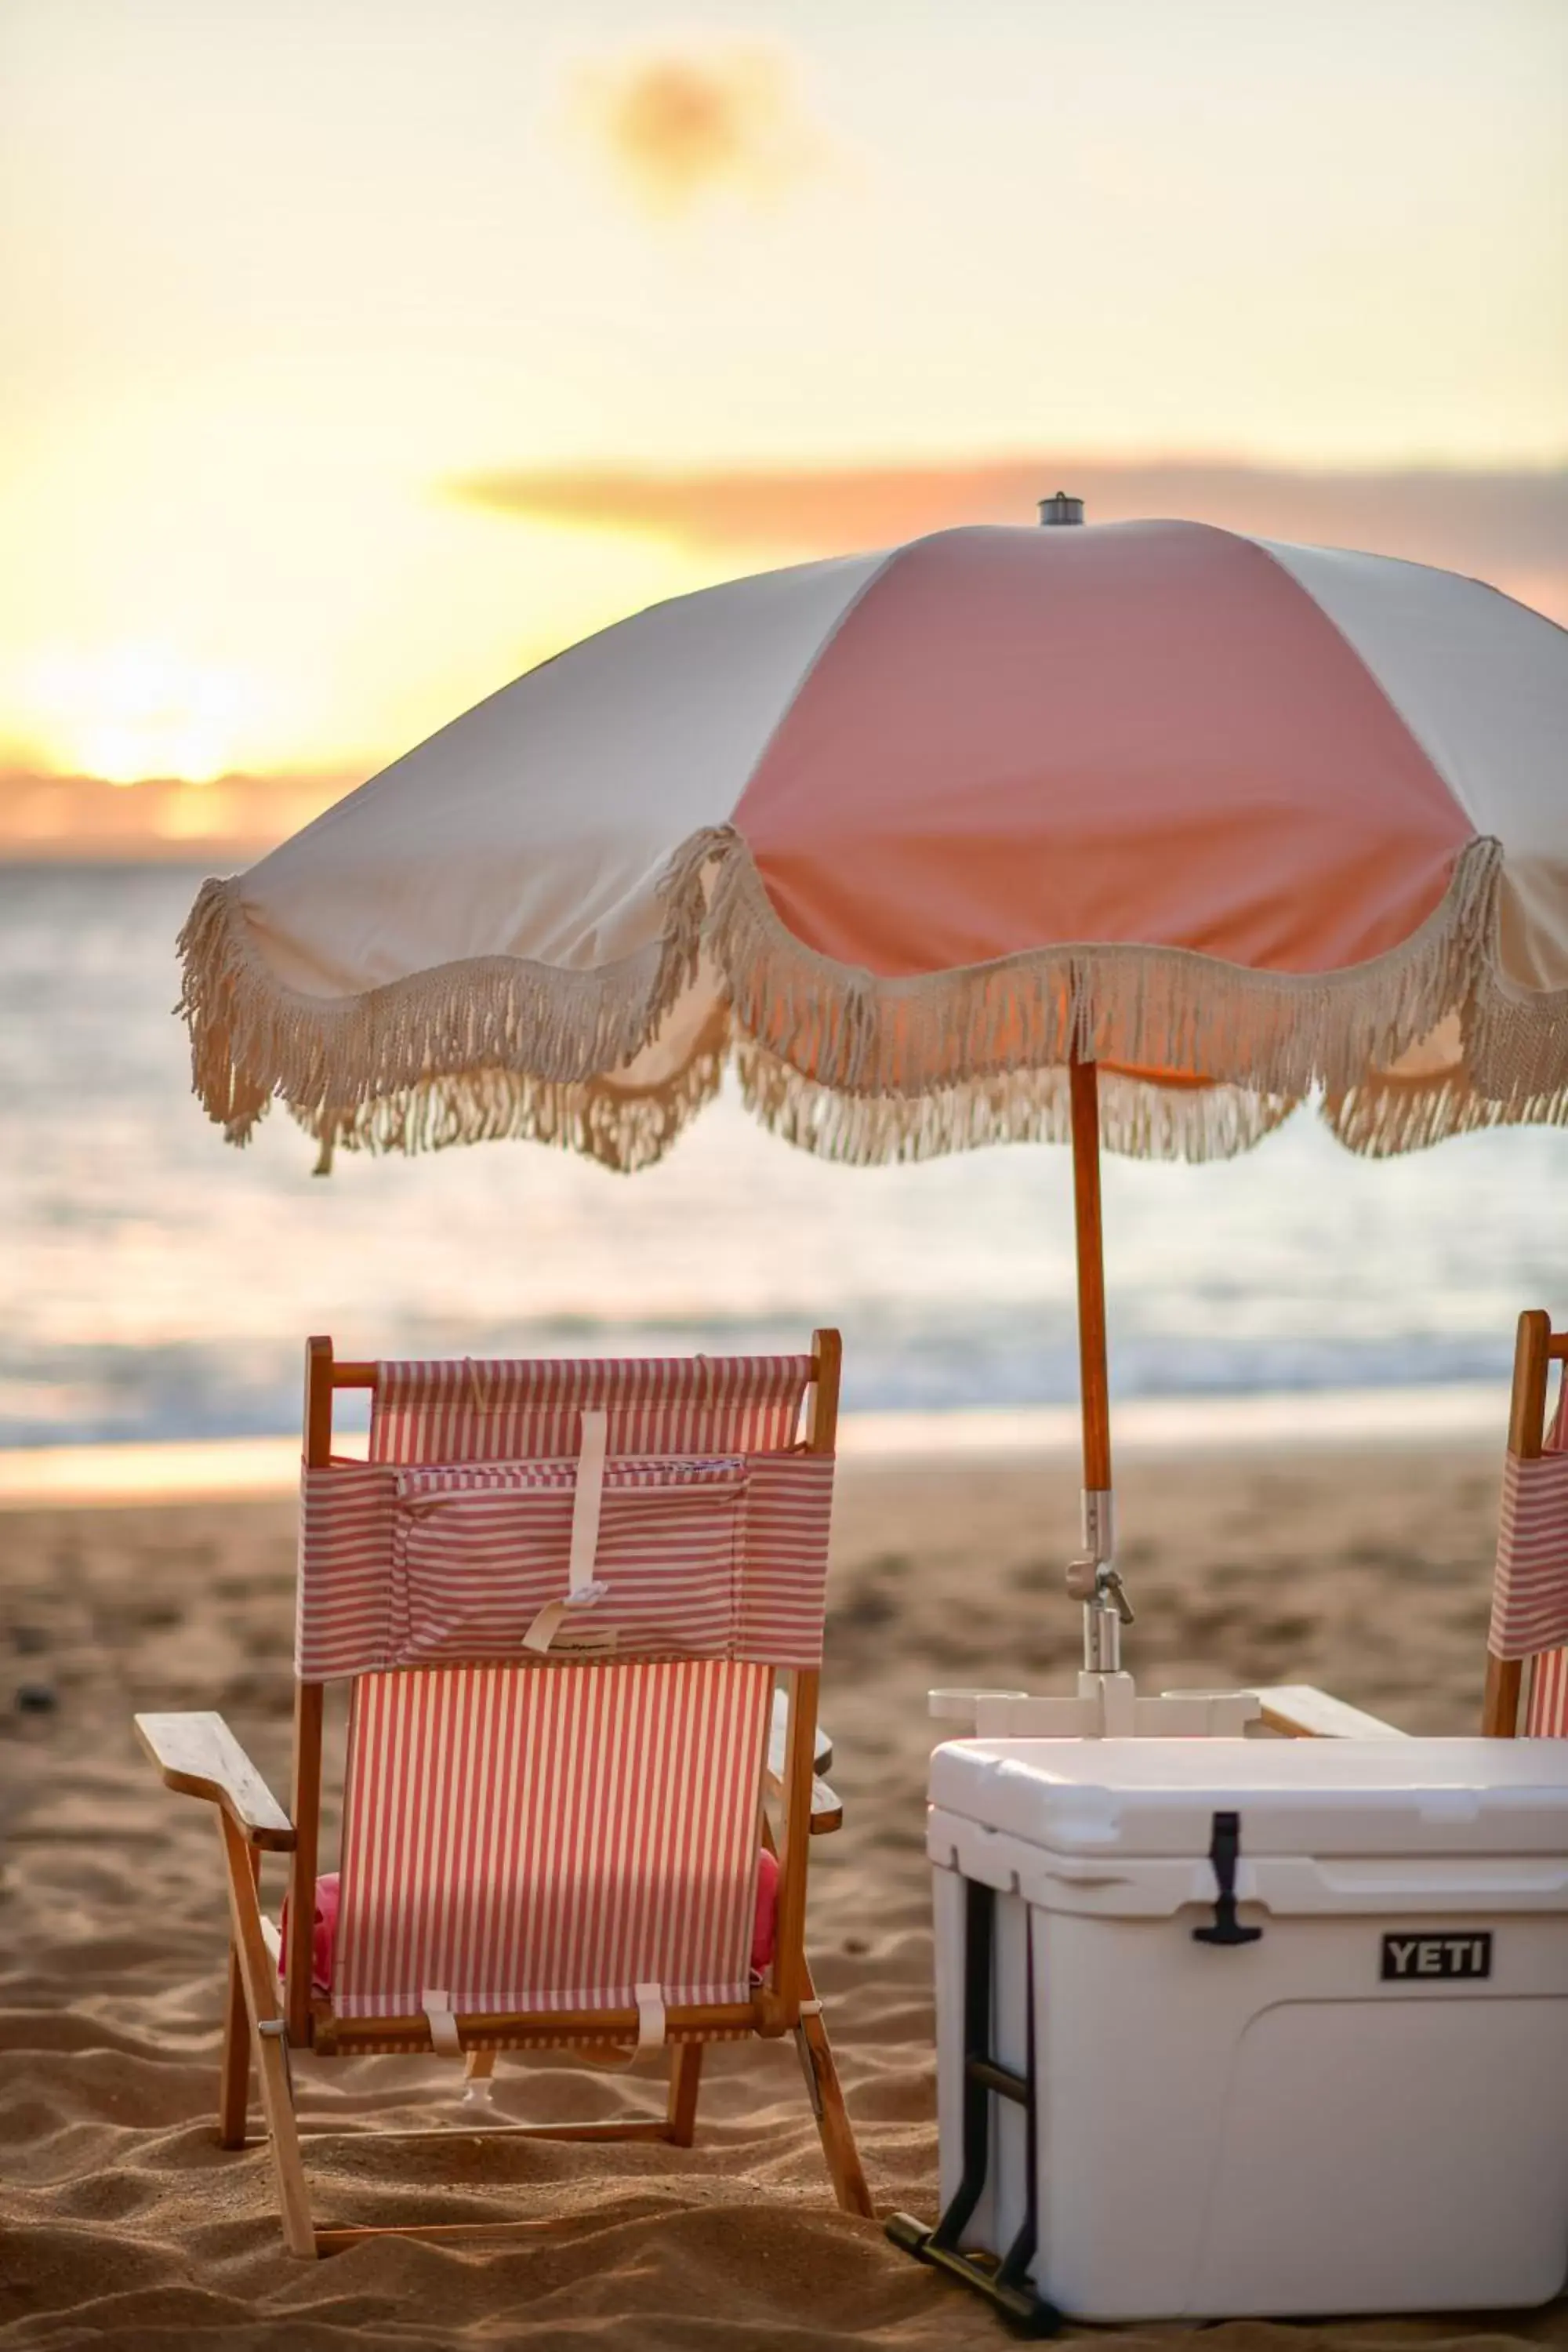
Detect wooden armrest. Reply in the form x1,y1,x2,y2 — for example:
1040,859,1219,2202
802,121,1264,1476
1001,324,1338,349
807,1776,843,1835
767,1687,843,1832
134,1711,296,1849
1254,1685,1407,1740
763,1761,844,1835
770,1686,832,1774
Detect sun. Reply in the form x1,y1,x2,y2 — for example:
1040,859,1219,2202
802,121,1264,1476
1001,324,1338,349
23,642,261,783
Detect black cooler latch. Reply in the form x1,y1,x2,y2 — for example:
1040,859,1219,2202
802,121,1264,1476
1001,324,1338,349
1192,1809,1263,1947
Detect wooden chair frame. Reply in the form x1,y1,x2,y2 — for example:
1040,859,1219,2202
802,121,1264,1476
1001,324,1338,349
1250,1686,1406,1740
1483,1308,1567,1738
137,1328,870,2257
1261,1308,1568,1744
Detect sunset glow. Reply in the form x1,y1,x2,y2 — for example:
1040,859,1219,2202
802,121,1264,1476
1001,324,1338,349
2,0,1563,851
20,644,264,786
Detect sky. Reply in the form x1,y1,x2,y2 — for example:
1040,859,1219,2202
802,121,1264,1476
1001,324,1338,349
1,0,1564,850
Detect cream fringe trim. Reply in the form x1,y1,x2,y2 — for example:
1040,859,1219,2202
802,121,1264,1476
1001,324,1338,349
735,1040,1297,1165
177,827,1566,1171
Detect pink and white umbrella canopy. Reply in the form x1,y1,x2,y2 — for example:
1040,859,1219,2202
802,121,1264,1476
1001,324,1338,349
181,519,1567,1171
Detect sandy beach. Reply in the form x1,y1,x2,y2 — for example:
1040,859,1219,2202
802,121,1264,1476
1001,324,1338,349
3,1440,1563,2351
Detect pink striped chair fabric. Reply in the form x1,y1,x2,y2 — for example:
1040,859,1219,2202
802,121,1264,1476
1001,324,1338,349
1489,1450,1568,1662
332,1658,773,2019
1526,1646,1568,1737
369,1353,811,1465
1490,1361,1568,1737
320,1354,829,2025
296,1358,832,1679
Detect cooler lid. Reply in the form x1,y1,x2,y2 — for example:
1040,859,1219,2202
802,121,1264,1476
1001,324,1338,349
928,1738,1568,1860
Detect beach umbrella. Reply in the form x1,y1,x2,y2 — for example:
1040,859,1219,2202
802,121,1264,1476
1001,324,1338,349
178,505,1568,1662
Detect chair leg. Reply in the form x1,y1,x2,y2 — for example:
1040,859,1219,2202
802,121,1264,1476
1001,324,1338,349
219,1816,316,2257
218,1940,252,2148
217,1842,260,2147
666,2042,704,2146
796,1991,872,2218
462,2047,497,2107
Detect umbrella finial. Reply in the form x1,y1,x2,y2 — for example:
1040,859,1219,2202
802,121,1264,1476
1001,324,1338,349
1037,490,1084,526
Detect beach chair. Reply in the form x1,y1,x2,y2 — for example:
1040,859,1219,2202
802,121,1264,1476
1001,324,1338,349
136,1331,870,2256
1483,1308,1568,1737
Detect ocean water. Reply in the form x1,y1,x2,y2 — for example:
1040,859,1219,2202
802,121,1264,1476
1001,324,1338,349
2,862,1563,1451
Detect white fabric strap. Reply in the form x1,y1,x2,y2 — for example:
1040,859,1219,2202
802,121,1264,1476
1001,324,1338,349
423,1988,463,2058
634,1980,666,2053
524,1408,610,1652
574,1981,669,2071
568,1409,610,1604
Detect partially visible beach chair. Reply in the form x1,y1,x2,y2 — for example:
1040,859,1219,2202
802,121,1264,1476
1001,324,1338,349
1483,1309,1568,1737
136,1331,869,2256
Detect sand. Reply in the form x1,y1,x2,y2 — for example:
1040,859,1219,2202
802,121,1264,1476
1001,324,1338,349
2,1443,1563,2350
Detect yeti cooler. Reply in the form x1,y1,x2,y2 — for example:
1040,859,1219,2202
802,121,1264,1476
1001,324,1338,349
913,1737,1568,2325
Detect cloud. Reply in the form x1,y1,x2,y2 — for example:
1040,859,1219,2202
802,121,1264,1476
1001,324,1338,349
453,456,1568,621
573,46,819,214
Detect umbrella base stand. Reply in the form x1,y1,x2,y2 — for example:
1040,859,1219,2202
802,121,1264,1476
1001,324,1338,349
1065,1489,1135,1676
1081,1598,1123,1675
929,1673,1261,1739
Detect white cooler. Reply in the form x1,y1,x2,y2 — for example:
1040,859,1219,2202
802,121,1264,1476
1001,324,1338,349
915,1737,1568,2325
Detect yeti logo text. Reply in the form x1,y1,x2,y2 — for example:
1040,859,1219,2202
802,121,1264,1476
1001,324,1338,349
1380,1933,1492,1981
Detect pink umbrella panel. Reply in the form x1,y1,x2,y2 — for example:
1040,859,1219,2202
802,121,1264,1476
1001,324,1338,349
179,517,1567,1178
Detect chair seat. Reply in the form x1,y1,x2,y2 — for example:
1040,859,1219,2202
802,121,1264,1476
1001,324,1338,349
281,1848,782,1999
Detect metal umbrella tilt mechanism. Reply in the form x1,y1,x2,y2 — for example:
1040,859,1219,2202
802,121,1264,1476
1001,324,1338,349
178,501,1568,1664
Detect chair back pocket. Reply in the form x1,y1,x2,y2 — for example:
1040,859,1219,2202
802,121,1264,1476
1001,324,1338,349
390,1456,749,1662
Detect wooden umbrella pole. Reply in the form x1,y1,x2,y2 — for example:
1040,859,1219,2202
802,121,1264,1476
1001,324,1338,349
1068,1053,1112,1492
1040,494,1127,1672
1067,1051,1127,1671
